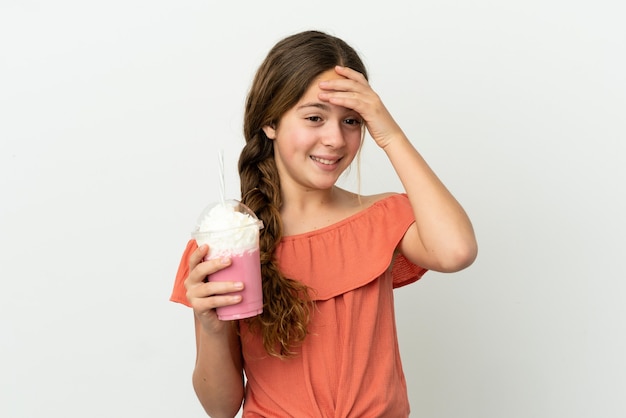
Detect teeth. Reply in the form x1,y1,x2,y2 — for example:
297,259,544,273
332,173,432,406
311,156,338,165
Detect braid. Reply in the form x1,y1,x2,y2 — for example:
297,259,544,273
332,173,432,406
237,30,368,357
239,133,312,358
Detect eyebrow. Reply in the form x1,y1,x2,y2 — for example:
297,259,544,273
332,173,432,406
296,102,331,111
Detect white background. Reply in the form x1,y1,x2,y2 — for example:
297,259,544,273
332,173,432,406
1,1,625,417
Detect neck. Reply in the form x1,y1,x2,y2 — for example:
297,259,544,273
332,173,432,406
281,185,341,215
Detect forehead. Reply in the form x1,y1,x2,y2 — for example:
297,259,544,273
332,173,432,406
314,68,343,83
296,69,345,104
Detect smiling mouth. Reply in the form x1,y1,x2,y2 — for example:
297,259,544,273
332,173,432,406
310,156,341,165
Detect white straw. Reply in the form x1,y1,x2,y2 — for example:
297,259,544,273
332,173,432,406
218,149,225,205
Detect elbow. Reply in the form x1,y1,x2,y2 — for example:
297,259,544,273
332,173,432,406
438,239,478,273
205,407,242,418
192,374,243,418
198,396,243,418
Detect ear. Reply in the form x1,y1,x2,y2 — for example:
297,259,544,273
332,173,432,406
262,124,277,140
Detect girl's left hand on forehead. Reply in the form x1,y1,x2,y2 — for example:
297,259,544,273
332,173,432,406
318,65,403,149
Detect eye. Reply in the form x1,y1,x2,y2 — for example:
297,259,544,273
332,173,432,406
343,117,363,126
306,116,323,123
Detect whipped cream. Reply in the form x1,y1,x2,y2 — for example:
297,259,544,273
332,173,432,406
193,201,262,258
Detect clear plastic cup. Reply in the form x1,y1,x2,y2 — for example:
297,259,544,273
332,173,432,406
192,199,264,320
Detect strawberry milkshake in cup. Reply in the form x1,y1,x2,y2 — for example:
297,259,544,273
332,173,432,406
192,199,264,320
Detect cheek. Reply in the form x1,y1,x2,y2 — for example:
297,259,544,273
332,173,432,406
274,127,310,160
278,125,315,149
346,130,364,152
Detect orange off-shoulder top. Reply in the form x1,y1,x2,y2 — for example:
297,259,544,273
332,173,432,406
170,193,427,417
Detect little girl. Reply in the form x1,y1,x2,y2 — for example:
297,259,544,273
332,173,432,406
171,30,477,418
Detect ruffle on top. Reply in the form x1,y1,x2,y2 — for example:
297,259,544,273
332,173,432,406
169,193,427,307
275,193,427,301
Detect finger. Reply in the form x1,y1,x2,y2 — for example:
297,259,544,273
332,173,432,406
319,77,363,93
188,244,209,271
188,282,244,312
193,280,244,299
185,256,232,288
333,65,368,83
190,294,243,321
193,293,243,310
318,91,371,113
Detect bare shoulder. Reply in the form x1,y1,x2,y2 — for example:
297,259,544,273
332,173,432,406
335,191,401,218
327,189,397,221
354,192,399,208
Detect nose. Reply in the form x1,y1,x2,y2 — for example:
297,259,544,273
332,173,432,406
320,121,347,148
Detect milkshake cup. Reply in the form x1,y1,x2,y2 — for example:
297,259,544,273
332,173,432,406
192,199,264,320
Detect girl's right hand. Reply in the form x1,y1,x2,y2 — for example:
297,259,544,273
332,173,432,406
184,244,243,334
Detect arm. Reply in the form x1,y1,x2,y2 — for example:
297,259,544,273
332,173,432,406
319,66,478,272
185,244,245,417
192,316,244,418
382,135,477,272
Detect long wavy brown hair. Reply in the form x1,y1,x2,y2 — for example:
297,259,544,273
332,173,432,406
238,31,368,357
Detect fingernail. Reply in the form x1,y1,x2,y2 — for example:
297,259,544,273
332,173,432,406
233,282,244,290
220,257,231,265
